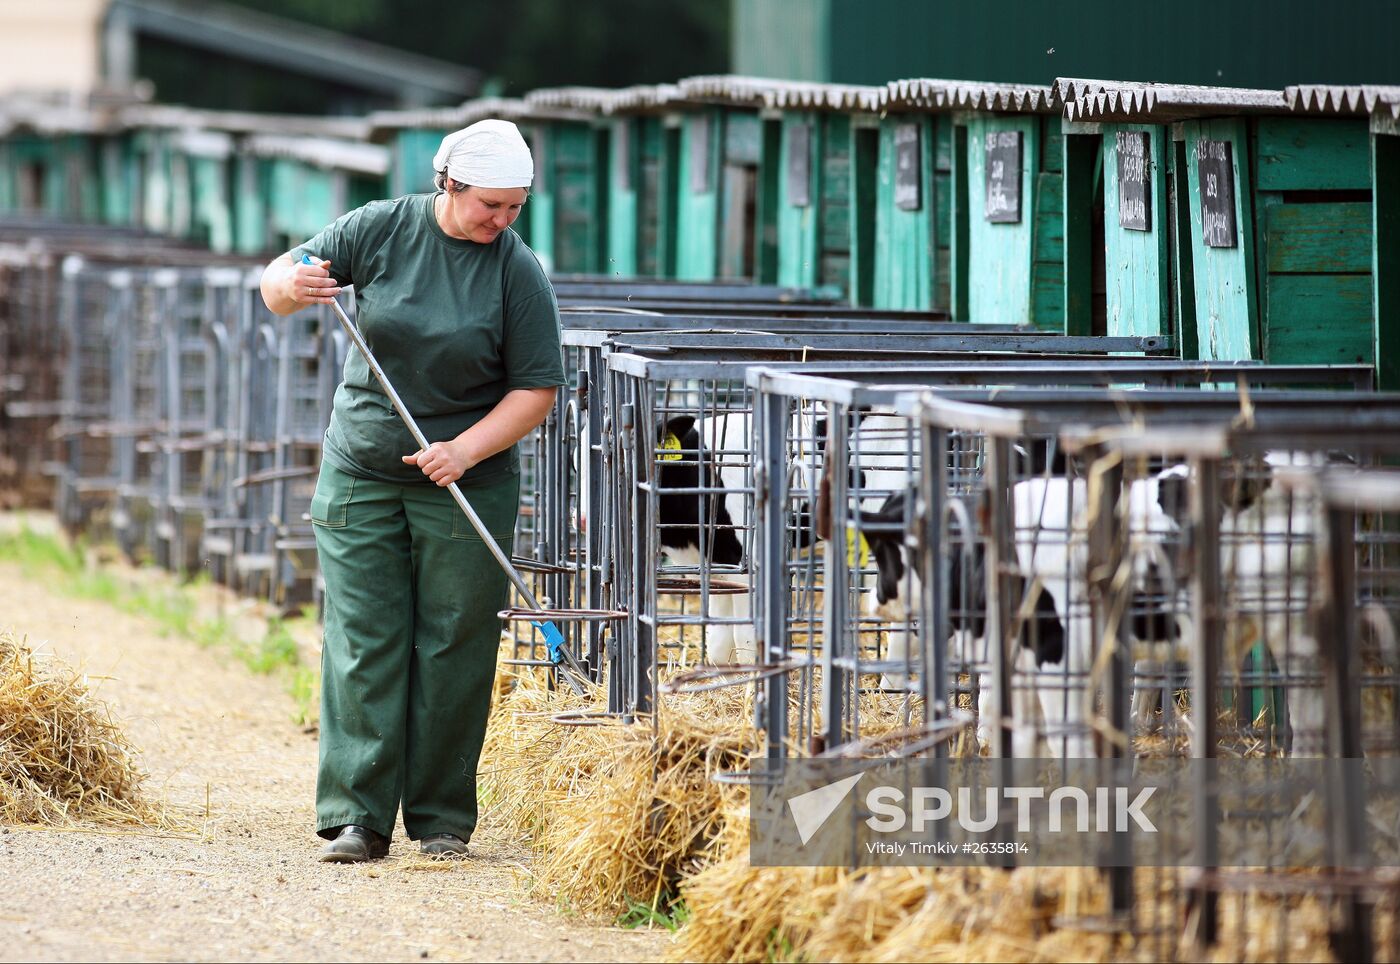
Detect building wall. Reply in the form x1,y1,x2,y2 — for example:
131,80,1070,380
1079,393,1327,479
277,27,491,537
0,0,106,94
734,0,1400,88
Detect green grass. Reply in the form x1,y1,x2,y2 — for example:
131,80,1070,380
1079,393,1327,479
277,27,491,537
617,895,690,932
0,523,321,725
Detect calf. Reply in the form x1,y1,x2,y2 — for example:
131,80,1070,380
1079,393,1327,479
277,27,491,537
654,411,822,665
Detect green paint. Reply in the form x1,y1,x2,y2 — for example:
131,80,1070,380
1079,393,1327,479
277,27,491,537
607,118,639,278
1255,118,1372,192
676,110,722,281
268,159,336,246
551,124,600,273
1029,170,1065,331
777,112,821,289
967,114,1039,325
872,114,935,310
1182,119,1259,360
234,155,271,255
522,125,552,270
659,122,681,277
1375,133,1400,391
634,118,664,277
392,130,444,198
1264,201,1372,273
191,156,234,253
1101,124,1171,337
819,113,852,292
1265,274,1374,364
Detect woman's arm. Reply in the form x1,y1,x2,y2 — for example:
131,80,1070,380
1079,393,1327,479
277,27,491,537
260,253,342,316
401,386,558,486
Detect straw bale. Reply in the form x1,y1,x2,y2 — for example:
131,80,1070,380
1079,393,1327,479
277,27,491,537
0,631,176,828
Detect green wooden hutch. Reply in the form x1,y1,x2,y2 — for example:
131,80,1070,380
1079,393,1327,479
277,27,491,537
1056,80,1395,384
878,80,1062,322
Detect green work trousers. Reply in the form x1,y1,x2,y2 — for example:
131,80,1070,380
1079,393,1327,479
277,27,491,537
310,459,518,843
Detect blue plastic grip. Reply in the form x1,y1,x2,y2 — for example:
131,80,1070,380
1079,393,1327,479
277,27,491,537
532,620,567,664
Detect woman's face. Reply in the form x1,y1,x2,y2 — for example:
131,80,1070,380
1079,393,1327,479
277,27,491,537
443,184,528,243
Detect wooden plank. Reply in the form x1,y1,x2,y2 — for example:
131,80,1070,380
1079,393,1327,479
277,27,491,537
1264,202,1372,274
1041,117,1064,174
676,111,720,280
874,115,934,310
724,111,763,165
967,114,1037,324
777,112,818,288
1255,118,1371,192
607,119,639,277
1034,174,1064,265
1032,260,1065,331
1265,274,1375,364
1102,123,1171,338
1184,118,1260,360
934,170,951,251
1376,132,1400,390
935,117,953,172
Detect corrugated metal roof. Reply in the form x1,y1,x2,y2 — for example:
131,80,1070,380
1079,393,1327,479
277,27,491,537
122,104,371,138
882,78,1059,113
243,134,390,176
524,87,616,112
675,75,881,111
367,97,592,137
596,84,687,114
1285,84,1400,115
0,97,107,137
1057,79,1289,122
170,129,235,159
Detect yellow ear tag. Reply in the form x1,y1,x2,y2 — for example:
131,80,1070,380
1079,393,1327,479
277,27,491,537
845,525,871,570
660,433,683,462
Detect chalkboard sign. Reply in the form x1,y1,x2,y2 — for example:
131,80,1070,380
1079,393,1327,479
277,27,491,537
1115,130,1150,232
1196,138,1236,248
787,123,811,207
984,129,1022,223
894,124,921,211
614,120,630,191
690,116,711,194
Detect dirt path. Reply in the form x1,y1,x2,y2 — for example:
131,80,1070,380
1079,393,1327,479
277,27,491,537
0,552,668,962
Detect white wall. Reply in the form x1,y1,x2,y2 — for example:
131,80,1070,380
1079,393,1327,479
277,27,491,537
0,1,106,95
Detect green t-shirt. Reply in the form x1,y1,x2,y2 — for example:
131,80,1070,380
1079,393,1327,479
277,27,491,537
293,192,565,485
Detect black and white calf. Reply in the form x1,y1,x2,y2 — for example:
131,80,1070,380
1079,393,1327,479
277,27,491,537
654,412,820,665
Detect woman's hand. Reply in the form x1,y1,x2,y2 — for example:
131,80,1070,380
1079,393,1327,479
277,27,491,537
286,256,341,306
402,439,477,486
260,253,341,315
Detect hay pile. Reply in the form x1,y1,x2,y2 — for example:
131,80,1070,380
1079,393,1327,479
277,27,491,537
670,808,1355,964
481,662,757,918
0,631,169,827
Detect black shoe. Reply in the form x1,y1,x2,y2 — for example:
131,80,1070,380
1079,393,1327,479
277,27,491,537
419,833,469,859
319,825,390,863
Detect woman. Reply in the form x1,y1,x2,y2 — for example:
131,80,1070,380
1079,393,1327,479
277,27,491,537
259,119,564,862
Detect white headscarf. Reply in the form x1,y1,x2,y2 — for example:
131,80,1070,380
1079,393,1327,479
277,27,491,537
432,119,534,189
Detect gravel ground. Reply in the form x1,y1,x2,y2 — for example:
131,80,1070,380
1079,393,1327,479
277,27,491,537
0,551,668,962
